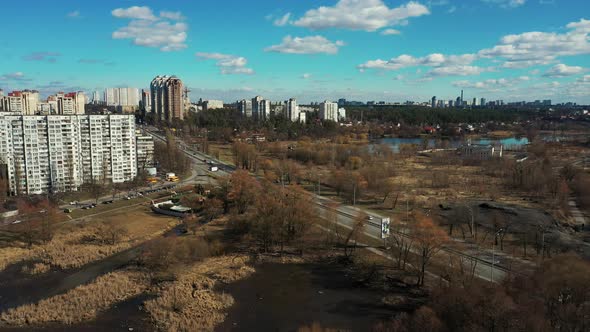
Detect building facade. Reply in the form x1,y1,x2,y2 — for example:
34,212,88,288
150,76,184,122
104,88,140,107
0,114,139,195
459,144,503,160
136,135,155,170
238,99,253,117
319,101,339,122
287,98,299,122
202,99,223,111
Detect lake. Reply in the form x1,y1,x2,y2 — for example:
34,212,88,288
378,137,529,152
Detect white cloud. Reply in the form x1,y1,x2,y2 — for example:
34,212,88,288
160,11,185,21
265,35,345,55
301,73,312,79
196,52,254,75
481,0,526,8
447,6,457,13
452,76,529,89
292,0,430,32
543,64,586,77
273,13,291,26
359,18,590,79
381,28,401,35
358,53,477,71
112,6,157,20
67,10,80,18
426,65,488,77
479,18,590,68
112,7,188,52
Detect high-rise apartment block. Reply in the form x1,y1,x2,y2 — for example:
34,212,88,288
238,99,253,118
319,101,339,122
136,135,155,170
150,76,184,122
0,114,139,195
287,98,299,122
104,88,140,107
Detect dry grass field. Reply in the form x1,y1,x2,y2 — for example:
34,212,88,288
145,255,255,331
0,205,177,272
0,269,150,326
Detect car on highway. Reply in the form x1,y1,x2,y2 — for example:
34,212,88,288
367,215,374,220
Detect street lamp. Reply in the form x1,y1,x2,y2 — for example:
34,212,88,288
491,228,504,283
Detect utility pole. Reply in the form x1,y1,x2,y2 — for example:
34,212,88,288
491,228,504,283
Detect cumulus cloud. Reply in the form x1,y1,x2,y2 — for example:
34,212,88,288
273,13,291,26
265,35,345,55
160,11,185,21
452,76,530,89
426,65,488,77
381,29,401,35
358,53,477,71
358,18,590,78
543,64,586,77
21,52,61,63
112,6,157,20
478,18,590,68
301,73,312,79
196,52,255,75
292,0,430,32
112,6,188,51
481,0,526,8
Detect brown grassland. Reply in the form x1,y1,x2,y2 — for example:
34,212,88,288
0,205,177,272
0,269,150,325
145,255,255,331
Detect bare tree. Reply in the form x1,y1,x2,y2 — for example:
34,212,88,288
412,214,449,286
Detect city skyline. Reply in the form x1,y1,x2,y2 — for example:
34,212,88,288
0,0,588,104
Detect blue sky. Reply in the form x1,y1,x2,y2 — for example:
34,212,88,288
0,0,589,103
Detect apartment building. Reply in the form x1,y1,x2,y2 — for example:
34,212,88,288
136,135,155,170
0,114,138,195
287,98,299,122
0,90,39,115
202,99,223,111
319,101,339,122
238,99,253,118
150,76,184,122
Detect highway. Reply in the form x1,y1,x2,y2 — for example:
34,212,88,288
144,127,517,283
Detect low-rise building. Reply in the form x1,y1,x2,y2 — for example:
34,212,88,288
459,144,503,160
202,99,224,111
